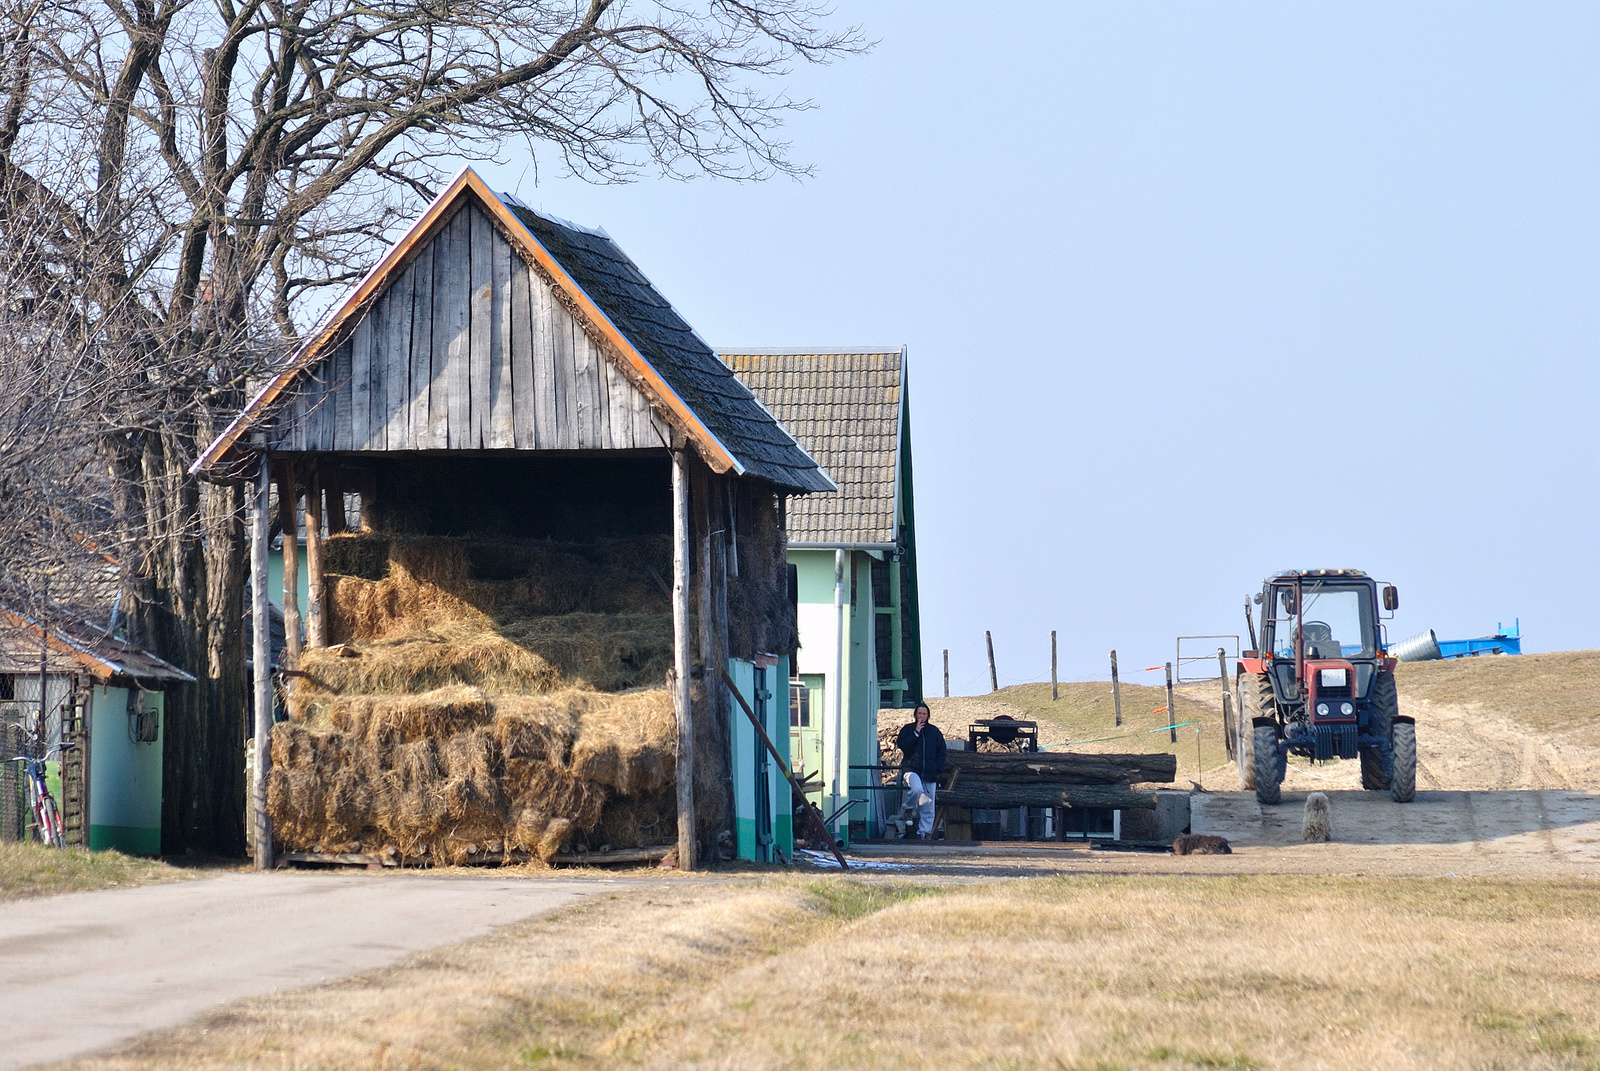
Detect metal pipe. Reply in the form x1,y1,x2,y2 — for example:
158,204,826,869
831,548,846,804
1392,629,1442,662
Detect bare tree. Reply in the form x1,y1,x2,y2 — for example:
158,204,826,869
0,0,862,853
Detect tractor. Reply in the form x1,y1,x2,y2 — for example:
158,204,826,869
1232,569,1416,805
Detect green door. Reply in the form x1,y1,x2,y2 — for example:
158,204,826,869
790,675,825,810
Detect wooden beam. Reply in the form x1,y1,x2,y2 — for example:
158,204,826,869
671,445,696,871
304,465,327,648
250,456,274,871
275,461,302,668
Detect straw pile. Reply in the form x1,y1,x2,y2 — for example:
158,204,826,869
267,533,679,864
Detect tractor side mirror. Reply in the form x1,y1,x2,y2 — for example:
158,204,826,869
1383,585,1399,611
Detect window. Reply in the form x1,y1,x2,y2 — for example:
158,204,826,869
790,680,810,727
0,674,12,701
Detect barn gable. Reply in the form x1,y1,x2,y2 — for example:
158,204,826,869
195,167,832,496
275,200,668,454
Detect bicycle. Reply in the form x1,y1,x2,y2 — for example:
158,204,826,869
6,744,67,848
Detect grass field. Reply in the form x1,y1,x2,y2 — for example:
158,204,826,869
65,873,1600,1071
0,842,195,901
1395,649,1600,738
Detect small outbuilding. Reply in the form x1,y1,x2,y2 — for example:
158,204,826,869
0,594,195,852
194,167,832,869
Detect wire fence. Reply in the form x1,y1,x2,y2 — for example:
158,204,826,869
0,720,30,842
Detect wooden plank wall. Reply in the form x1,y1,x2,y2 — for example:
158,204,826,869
274,203,669,453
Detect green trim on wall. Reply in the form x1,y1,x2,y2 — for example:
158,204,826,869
89,824,160,856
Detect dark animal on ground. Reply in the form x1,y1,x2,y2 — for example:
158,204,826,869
1172,833,1232,855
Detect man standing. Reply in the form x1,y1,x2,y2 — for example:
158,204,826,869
895,701,946,839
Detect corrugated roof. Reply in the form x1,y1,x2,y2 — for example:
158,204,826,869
0,589,196,685
720,350,905,546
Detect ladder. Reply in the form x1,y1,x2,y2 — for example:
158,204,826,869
59,686,87,847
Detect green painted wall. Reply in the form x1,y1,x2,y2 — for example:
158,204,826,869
88,683,163,855
728,655,791,861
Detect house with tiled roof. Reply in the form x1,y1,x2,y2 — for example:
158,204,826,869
720,349,922,842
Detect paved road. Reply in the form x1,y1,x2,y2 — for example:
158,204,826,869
0,871,624,1069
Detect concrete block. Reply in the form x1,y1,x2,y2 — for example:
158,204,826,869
1119,790,1191,843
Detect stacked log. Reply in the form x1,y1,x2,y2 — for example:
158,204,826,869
941,750,1176,811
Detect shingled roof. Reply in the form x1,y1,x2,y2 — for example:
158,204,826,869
194,168,833,495
719,349,906,546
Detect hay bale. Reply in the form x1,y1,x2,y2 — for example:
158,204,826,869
276,531,685,864
567,689,676,795
291,626,561,714
496,613,672,692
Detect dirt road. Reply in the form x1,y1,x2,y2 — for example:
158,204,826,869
0,871,633,1070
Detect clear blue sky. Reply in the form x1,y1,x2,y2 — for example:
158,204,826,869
475,2,1599,693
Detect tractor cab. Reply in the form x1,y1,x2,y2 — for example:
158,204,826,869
1235,569,1414,805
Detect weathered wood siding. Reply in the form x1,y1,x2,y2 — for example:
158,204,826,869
273,203,669,453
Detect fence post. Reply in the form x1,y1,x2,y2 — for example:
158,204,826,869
1218,646,1234,761
943,649,949,698
1110,649,1122,727
986,631,997,693
1165,661,1176,744
1051,631,1058,701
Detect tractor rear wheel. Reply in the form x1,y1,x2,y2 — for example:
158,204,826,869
1391,721,1417,802
1360,671,1398,790
1237,673,1276,790
1253,724,1283,805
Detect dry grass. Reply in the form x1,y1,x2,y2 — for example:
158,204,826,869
60,874,1600,1070
1395,649,1600,739
0,842,195,901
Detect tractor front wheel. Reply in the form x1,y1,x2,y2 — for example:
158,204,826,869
1360,671,1398,790
1391,720,1417,802
1237,673,1276,790
1253,724,1283,805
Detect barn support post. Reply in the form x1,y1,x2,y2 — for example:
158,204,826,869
671,446,697,870
711,475,733,857
275,461,302,667
304,464,326,647
250,454,274,870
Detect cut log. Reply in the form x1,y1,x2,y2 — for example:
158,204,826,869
946,750,1177,786
939,782,1158,811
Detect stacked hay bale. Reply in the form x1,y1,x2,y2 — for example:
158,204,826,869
267,534,679,864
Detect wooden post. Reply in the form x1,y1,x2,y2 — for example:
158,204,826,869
1051,631,1058,701
943,649,949,698
671,447,696,871
986,631,997,693
250,455,274,871
1165,661,1176,744
1111,649,1122,727
304,465,326,648
324,465,347,535
275,463,302,668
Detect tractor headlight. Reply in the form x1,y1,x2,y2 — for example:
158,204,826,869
1341,702,1354,716
1316,702,1329,716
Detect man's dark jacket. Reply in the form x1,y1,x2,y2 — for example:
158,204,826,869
896,721,948,780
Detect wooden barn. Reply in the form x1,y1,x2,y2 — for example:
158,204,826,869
193,167,832,870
